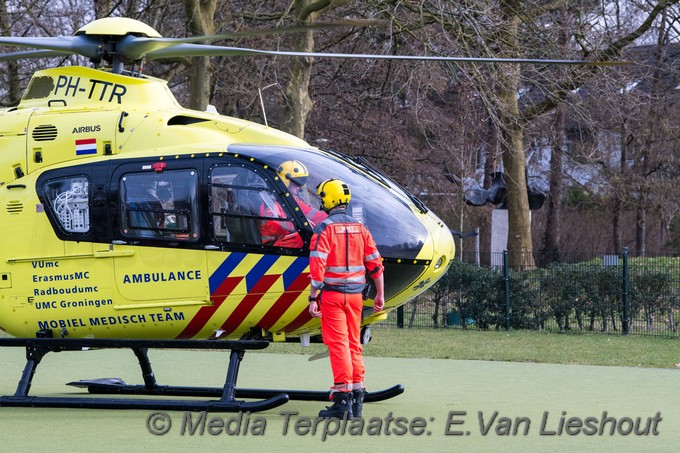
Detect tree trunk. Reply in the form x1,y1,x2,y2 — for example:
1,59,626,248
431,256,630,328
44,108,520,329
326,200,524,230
282,0,350,139
633,6,670,257
613,125,628,252
500,110,533,270
0,0,20,106
93,0,114,18
612,198,622,253
498,0,534,270
540,6,572,264
183,0,217,111
483,116,498,190
282,1,317,138
635,203,646,256
540,106,564,263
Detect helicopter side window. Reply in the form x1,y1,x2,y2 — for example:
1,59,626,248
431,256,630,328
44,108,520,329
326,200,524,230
120,170,199,241
43,176,90,234
210,166,302,248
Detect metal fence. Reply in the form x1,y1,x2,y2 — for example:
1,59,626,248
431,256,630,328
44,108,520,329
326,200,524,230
379,248,680,338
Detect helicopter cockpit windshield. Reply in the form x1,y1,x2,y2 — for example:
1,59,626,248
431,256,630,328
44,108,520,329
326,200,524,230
230,145,428,260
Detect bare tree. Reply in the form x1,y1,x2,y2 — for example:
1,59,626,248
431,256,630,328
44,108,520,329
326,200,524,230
0,0,20,106
539,104,565,262
368,0,678,269
183,0,217,111
5,0,680,260
279,1,348,138
577,3,680,255
633,7,678,255
93,0,114,18
538,5,573,263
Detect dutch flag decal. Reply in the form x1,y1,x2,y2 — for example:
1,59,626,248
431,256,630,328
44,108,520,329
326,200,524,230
75,138,97,156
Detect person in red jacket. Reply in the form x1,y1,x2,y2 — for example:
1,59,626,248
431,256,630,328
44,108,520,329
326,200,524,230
308,178,385,419
259,160,326,247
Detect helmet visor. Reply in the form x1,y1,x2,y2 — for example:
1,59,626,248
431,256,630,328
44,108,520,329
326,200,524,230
289,175,308,187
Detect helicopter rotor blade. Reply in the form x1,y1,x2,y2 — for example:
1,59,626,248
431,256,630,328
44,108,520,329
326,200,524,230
114,20,382,61
0,17,626,66
0,35,103,60
146,43,628,66
0,49,74,61
0,20,374,62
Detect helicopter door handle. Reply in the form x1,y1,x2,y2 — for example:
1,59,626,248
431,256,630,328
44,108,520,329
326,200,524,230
118,111,129,132
93,249,134,258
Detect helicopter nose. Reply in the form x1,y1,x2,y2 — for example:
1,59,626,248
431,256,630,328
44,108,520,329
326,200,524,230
423,213,455,277
377,211,454,309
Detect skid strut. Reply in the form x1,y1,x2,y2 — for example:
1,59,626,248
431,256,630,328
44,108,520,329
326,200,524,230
0,338,287,412
0,338,404,411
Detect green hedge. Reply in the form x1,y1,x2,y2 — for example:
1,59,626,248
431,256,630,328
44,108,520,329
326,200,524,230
415,256,680,336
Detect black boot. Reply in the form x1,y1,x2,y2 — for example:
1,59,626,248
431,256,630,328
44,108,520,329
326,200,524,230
352,388,365,418
319,391,353,419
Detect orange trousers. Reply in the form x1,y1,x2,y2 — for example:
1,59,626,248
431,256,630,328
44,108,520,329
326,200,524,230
319,290,364,390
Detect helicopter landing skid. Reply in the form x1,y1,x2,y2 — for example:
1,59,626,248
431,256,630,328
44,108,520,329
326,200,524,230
0,337,404,411
67,379,404,403
0,337,288,412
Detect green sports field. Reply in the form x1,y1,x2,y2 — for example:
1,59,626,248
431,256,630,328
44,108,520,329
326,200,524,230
1,331,678,452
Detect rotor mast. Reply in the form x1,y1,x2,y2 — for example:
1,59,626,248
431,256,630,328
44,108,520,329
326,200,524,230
74,18,162,75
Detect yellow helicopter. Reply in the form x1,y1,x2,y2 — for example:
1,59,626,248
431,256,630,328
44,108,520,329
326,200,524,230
0,17,597,412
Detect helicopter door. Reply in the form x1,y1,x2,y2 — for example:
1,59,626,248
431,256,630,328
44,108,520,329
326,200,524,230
209,164,305,249
110,165,208,308
27,110,119,174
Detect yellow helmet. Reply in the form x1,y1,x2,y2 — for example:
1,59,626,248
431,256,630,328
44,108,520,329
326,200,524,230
277,160,309,187
317,179,351,211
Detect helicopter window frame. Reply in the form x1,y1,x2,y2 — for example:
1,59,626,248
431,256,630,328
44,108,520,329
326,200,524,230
42,175,91,235
119,169,200,242
208,163,303,248
227,145,429,260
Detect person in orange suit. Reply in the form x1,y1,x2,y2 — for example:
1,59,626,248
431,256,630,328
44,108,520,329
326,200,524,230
259,160,326,247
308,178,384,419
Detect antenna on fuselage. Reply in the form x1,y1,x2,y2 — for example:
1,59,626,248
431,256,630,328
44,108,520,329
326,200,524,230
257,87,268,127
257,84,278,128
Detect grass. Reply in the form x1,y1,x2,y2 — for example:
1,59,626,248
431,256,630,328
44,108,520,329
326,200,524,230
261,327,680,369
1,329,679,451
3,327,678,368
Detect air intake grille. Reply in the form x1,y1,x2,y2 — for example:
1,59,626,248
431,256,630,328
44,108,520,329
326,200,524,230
5,201,23,214
32,124,58,141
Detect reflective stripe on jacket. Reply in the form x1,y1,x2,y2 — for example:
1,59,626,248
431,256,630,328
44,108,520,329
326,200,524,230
309,209,384,294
